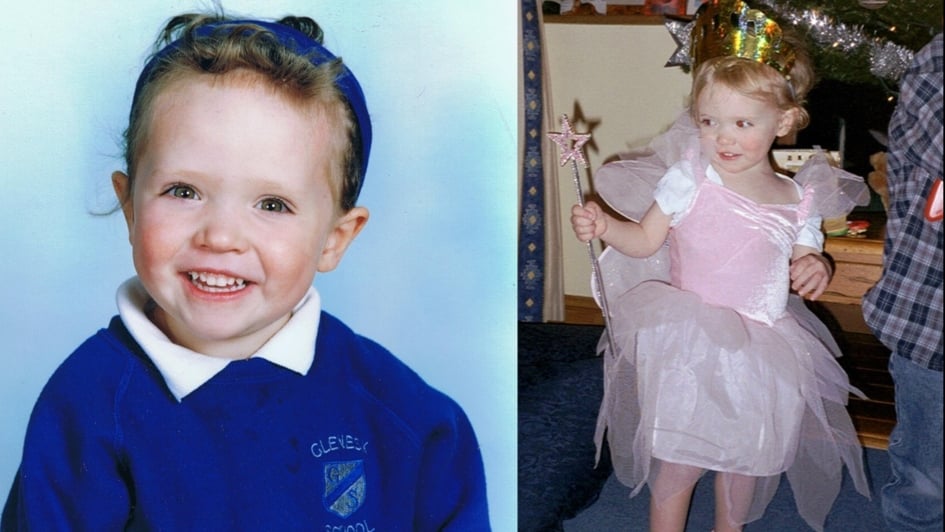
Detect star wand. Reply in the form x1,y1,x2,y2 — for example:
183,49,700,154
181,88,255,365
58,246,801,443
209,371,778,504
547,114,618,353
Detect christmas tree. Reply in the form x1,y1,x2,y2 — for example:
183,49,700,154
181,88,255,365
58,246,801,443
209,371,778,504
756,0,942,208
752,0,942,88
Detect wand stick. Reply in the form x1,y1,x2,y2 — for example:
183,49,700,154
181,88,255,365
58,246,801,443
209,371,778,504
547,114,618,353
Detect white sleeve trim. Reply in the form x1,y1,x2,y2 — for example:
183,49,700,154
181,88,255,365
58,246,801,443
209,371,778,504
653,160,698,225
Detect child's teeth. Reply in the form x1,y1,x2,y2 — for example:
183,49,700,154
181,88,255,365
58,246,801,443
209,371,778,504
188,272,246,291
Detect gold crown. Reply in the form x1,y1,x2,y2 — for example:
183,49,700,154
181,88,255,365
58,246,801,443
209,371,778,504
690,0,795,75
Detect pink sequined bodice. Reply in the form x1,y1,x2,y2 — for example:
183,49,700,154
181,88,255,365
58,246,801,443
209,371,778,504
669,176,812,325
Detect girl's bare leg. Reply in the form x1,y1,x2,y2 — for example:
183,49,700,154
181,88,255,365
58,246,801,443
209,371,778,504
713,472,757,532
649,460,703,532
649,484,697,532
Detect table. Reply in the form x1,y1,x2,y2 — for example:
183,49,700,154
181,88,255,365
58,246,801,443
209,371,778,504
819,211,886,334
818,211,893,449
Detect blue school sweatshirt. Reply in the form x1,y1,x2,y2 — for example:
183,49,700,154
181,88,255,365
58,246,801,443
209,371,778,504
2,313,489,531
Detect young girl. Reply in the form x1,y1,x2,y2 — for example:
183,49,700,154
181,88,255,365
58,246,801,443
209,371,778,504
571,7,870,531
3,12,488,530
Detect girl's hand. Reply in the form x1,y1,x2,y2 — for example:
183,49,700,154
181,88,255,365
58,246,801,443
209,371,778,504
571,201,607,242
789,252,832,300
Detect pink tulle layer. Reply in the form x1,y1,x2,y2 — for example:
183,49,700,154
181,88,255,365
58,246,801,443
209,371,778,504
594,282,870,530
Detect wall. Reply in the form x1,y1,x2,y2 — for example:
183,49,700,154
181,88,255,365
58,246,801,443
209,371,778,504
543,21,692,298
0,1,516,527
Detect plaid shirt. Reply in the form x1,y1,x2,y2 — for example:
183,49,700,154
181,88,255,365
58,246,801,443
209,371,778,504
863,33,944,371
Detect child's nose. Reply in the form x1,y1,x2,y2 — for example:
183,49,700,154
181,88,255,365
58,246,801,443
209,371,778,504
194,204,246,252
716,128,736,145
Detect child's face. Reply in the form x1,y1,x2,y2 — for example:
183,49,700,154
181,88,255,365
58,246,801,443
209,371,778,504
695,82,793,178
113,72,367,358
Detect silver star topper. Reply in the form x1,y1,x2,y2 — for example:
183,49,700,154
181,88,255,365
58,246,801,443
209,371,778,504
665,18,695,69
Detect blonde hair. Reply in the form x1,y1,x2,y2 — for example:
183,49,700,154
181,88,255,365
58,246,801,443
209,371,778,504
689,34,815,131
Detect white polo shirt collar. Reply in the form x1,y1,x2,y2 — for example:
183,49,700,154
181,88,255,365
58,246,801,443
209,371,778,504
116,277,319,401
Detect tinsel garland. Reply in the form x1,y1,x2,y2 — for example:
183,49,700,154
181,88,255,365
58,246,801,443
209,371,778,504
754,0,914,80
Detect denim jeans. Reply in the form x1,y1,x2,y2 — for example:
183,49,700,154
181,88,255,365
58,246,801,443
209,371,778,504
881,354,944,531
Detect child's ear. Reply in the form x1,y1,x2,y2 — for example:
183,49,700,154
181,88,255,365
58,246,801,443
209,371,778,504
777,108,798,138
111,171,135,236
317,206,369,273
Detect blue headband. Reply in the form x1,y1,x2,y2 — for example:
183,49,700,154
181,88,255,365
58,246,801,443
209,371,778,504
132,18,372,189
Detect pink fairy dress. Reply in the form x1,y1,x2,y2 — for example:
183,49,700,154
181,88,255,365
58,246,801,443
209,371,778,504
591,114,871,531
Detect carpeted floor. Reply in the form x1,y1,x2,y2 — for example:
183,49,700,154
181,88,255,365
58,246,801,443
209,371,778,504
564,447,889,531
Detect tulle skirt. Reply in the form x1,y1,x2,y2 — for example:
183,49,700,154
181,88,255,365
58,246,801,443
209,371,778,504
594,281,870,530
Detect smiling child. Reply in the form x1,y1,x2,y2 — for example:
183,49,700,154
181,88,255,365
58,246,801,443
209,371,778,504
2,12,488,530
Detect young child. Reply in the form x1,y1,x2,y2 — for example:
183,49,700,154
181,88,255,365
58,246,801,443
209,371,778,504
863,32,943,531
571,2,869,530
2,12,488,530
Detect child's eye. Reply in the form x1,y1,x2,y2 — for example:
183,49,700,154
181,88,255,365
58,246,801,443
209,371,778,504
257,197,291,213
164,184,198,200
699,118,715,127
736,120,753,128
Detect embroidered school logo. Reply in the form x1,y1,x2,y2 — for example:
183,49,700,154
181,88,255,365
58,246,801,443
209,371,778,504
323,460,366,518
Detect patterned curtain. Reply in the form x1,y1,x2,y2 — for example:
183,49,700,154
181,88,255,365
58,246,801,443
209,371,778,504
519,0,564,322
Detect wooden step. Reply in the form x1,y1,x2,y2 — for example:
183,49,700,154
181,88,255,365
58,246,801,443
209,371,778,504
853,416,896,450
